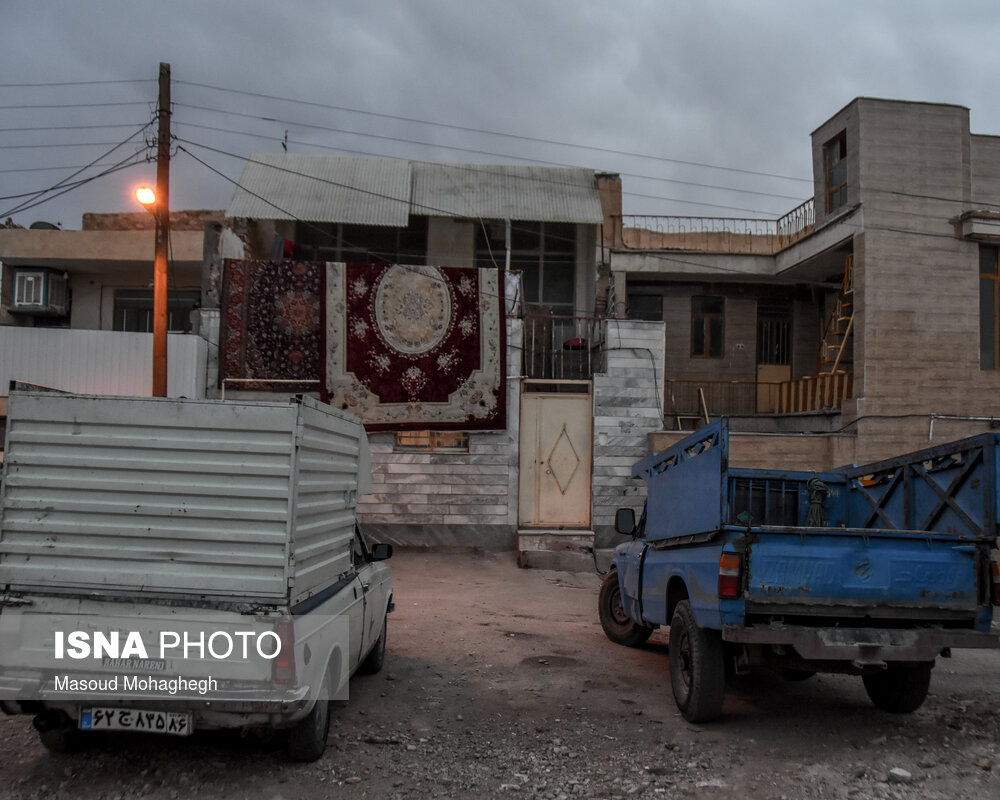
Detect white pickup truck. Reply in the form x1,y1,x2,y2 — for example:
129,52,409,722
0,390,393,761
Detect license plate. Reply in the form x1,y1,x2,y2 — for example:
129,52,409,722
80,707,192,736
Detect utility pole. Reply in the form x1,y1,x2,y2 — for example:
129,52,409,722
152,62,171,397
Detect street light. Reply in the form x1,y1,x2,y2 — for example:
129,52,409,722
135,184,168,397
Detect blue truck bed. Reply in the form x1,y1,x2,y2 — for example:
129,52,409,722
602,420,999,723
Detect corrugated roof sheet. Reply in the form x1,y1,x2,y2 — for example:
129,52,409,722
227,154,412,225
411,163,604,223
227,156,605,225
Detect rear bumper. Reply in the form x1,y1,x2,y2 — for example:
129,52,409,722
723,625,999,663
0,674,312,726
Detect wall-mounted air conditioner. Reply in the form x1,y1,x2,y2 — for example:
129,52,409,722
11,267,69,316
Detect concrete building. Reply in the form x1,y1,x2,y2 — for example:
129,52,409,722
6,98,995,560
612,97,1000,469
221,156,664,560
0,210,242,420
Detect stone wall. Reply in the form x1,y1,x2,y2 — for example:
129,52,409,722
591,320,665,545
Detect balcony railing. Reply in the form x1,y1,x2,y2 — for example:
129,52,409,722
615,198,815,255
522,313,605,381
665,371,852,428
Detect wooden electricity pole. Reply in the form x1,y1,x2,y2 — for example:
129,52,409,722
152,62,171,397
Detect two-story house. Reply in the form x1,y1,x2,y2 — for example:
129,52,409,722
611,97,1000,471
221,156,664,562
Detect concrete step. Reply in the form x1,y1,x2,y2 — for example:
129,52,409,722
517,529,596,572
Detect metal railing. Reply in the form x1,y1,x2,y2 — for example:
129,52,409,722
615,198,815,254
522,314,605,380
776,198,815,248
666,372,852,428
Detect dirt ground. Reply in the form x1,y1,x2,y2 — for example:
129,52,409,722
1,548,999,799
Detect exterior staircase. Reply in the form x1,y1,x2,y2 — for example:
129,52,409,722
820,254,855,373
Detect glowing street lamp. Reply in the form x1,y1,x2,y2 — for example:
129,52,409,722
135,183,168,397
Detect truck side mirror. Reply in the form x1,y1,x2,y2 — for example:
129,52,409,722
615,508,636,536
370,543,393,561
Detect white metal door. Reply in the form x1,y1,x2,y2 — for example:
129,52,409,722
518,388,592,527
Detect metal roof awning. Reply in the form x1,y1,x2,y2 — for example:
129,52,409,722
227,155,605,226
411,163,605,223
227,154,412,226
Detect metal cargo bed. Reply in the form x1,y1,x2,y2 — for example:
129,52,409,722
0,392,370,607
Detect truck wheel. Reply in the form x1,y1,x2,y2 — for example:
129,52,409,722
37,725,86,754
34,711,86,754
598,570,653,647
669,600,725,723
862,663,932,713
285,669,332,762
359,613,387,674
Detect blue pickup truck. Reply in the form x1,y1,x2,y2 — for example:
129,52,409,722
600,420,1000,722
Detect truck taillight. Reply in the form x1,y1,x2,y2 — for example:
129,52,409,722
718,552,742,599
272,620,296,686
991,560,1000,606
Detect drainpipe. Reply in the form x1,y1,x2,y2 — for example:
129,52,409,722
505,218,511,273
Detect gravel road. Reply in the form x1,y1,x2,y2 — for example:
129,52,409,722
2,548,998,799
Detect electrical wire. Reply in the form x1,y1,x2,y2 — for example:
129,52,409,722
0,154,147,217
173,105,807,205
174,79,812,184
0,121,153,218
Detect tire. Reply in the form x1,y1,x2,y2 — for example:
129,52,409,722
285,671,332,762
37,725,86,754
598,570,654,648
782,668,817,682
359,613,387,675
862,663,932,714
669,600,725,723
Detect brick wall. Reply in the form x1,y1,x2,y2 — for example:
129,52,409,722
82,210,224,232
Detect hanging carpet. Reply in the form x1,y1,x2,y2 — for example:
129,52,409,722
220,260,322,391
323,262,506,430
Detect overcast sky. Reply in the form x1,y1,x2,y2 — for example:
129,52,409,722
2,0,999,229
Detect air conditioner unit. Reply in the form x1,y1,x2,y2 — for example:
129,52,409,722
11,267,69,316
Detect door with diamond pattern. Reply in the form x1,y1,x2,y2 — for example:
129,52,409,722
518,388,592,527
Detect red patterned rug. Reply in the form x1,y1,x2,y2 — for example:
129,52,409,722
220,260,322,391
323,262,505,430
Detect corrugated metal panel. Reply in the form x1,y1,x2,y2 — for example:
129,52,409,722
0,327,205,398
227,154,412,225
0,395,299,600
288,397,369,606
226,154,604,225
412,162,605,223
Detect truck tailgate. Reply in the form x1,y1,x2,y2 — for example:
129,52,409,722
743,528,983,618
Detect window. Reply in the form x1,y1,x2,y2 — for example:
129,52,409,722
14,271,44,306
11,267,68,315
113,290,200,333
394,431,470,452
627,293,663,321
476,221,577,316
296,218,428,264
825,131,848,213
691,296,724,358
757,301,792,365
980,246,1000,370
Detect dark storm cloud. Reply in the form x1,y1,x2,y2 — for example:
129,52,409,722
2,0,999,228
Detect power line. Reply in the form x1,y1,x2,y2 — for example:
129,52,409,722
173,109,807,205
175,79,812,184
0,122,153,217
0,122,147,133
0,156,146,217
0,80,152,88
0,101,150,111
